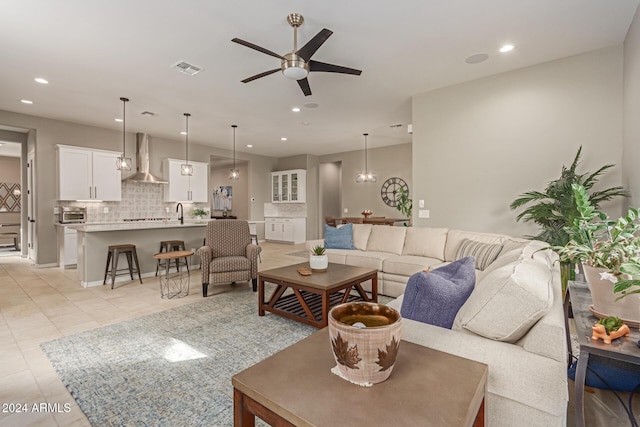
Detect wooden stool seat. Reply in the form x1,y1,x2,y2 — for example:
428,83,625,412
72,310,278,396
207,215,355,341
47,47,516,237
155,240,189,276
103,244,143,289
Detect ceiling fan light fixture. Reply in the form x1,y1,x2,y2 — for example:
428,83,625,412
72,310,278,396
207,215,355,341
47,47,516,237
282,54,309,80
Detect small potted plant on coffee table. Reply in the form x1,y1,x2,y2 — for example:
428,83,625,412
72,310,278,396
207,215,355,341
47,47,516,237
310,245,328,272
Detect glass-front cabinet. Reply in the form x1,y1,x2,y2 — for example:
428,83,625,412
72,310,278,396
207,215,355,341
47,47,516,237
270,169,306,203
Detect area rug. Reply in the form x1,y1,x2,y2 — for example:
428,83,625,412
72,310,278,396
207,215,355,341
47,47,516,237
41,287,317,426
287,250,309,258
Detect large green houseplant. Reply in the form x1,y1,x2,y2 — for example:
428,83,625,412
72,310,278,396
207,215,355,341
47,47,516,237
396,187,412,226
510,147,629,291
510,146,629,246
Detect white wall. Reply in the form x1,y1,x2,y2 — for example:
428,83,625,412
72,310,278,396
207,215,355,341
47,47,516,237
624,7,640,208
411,46,624,236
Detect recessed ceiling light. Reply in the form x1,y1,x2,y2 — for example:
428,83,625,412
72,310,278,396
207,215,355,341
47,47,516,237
301,121,310,126
34,77,49,84
281,137,287,141
246,144,253,148
465,53,489,64
20,99,33,104
499,44,514,53
115,118,123,122
291,107,301,112
180,131,187,135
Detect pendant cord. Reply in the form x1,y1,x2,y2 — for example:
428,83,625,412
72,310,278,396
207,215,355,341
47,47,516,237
232,125,237,169
184,113,190,164
364,133,369,172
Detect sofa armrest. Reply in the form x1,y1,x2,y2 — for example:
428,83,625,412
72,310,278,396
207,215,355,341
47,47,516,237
245,244,261,278
197,246,212,283
306,239,325,251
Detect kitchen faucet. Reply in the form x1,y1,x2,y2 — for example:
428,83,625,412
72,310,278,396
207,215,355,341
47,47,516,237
176,203,184,225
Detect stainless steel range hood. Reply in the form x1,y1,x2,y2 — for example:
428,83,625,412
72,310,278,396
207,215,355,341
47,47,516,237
122,133,168,184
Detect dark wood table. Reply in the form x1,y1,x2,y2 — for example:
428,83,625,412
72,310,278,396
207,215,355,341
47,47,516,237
258,262,378,328
569,281,640,427
232,328,487,426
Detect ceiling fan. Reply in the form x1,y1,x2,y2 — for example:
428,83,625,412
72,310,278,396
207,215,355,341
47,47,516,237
232,13,362,96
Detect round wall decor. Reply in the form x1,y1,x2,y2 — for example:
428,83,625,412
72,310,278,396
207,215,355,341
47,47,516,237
380,177,408,207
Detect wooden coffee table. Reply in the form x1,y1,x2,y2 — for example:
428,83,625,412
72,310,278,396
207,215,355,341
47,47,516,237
258,262,378,328
232,328,488,426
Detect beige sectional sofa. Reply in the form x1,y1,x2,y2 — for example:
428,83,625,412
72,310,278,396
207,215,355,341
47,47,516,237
306,224,568,426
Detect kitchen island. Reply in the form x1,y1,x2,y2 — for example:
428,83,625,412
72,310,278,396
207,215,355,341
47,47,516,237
72,221,207,287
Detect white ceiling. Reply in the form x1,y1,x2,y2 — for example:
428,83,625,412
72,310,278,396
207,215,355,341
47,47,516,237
1,1,638,158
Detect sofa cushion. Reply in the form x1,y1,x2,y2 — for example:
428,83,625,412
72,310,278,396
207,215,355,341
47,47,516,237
444,229,508,262
352,224,373,251
366,226,407,255
344,251,393,271
453,257,553,342
455,238,503,271
324,223,356,249
382,255,444,277
400,257,475,329
401,227,449,260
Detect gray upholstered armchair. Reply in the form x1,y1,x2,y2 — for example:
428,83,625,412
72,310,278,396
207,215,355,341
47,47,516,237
197,220,262,297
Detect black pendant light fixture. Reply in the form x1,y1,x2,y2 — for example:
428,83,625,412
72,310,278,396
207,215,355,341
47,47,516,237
116,97,132,171
229,125,240,180
355,133,376,183
181,113,193,176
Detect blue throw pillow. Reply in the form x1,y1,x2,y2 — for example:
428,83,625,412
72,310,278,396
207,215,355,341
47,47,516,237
324,223,356,250
400,257,476,329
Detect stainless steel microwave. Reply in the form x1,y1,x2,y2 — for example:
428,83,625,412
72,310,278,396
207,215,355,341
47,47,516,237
57,206,87,223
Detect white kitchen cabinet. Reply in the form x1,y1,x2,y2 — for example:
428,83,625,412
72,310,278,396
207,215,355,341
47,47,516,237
163,158,209,202
270,169,306,203
264,217,306,244
57,226,77,268
57,145,122,201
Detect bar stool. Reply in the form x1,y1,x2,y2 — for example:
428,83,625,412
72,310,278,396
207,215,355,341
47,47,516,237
155,240,190,275
103,244,143,289
250,234,262,263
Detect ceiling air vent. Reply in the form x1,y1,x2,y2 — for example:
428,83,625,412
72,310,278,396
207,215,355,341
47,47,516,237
140,111,157,117
171,61,203,76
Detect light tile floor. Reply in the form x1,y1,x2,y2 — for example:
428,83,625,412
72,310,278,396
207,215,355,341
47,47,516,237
0,241,307,427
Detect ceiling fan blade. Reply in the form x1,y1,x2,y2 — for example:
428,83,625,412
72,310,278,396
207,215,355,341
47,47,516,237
309,60,362,75
295,28,333,61
232,38,284,59
297,78,312,96
241,68,281,83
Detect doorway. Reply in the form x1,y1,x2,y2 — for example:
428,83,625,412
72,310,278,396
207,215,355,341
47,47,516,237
319,161,342,236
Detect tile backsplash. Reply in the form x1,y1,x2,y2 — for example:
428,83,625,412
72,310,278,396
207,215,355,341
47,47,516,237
63,181,208,222
263,202,307,217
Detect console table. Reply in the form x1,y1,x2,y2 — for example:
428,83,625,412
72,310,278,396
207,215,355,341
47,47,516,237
568,281,640,427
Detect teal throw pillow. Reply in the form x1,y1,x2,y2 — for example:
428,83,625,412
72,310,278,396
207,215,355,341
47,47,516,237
324,223,356,250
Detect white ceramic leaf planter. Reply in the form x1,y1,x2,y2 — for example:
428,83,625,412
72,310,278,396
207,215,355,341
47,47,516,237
309,254,328,272
584,264,640,327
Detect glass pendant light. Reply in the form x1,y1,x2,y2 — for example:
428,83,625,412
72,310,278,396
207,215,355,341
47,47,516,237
181,113,193,176
116,97,132,171
355,133,377,183
229,125,240,180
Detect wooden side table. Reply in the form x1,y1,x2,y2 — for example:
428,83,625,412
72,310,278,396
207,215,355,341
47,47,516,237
154,250,194,299
568,281,640,427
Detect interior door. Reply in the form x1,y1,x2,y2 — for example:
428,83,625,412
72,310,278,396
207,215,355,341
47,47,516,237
27,150,36,261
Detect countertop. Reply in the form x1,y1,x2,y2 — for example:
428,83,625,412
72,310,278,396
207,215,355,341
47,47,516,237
63,219,265,232
69,220,207,232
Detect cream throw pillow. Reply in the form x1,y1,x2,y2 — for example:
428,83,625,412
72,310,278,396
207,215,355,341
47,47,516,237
352,224,373,251
402,227,448,261
453,257,553,343
366,226,407,255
